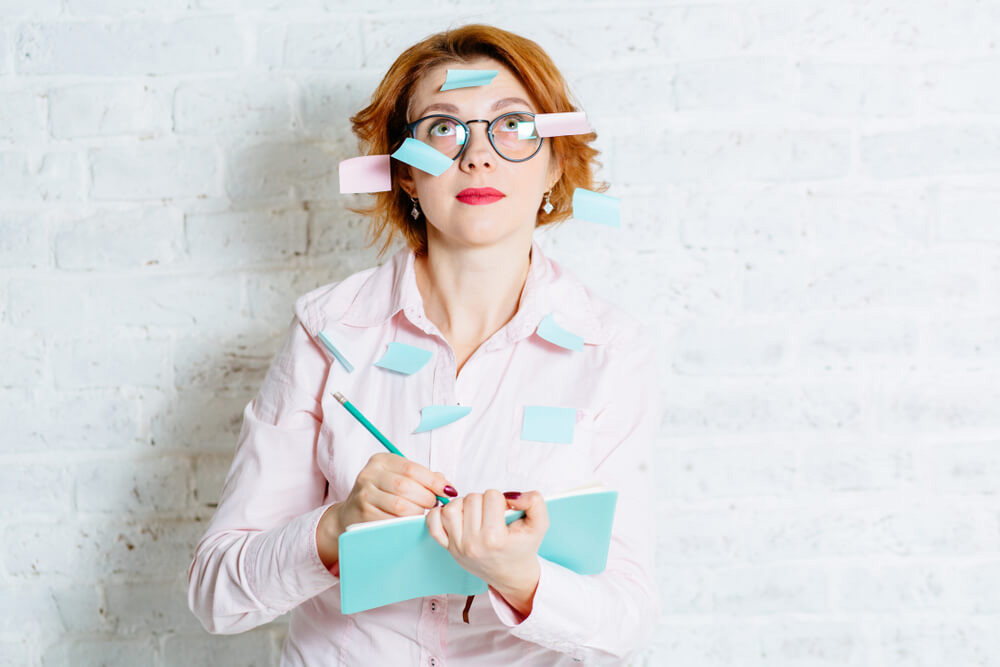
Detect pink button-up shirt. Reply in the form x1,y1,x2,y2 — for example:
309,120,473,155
188,240,661,665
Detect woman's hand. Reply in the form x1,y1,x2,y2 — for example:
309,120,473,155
425,489,549,616
316,453,457,571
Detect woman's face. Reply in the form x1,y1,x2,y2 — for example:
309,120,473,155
398,57,561,252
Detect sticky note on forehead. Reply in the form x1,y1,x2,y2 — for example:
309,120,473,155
338,155,392,194
440,69,499,91
533,112,592,138
391,137,453,176
572,188,621,228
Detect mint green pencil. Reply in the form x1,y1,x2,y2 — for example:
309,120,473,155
332,391,450,506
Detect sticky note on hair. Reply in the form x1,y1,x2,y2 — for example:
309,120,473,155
572,188,620,228
440,69,499,91
533,112,592,138
414,405,472,433
338,155,392,194
536,314,584,351
521,406,576,444
391,138,453,177
317,330,354,373
374,342,433,375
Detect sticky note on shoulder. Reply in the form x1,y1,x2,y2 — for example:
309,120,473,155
338,155,392,194
521,406,577,444
572,188,620,228
391,138,453,177
533,112,591,138
374,342,432,375
317,330,354,372
536,314,584,351
440,69,498,91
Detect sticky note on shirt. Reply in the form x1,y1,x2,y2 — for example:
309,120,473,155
521,406,576,444
391,138,453,177
536,314,584,351
572,188,621,228
317,330,354,373
374,342,432,375
338,155,392,194
533,112,592,138
414,405,472,433
440,69,499,91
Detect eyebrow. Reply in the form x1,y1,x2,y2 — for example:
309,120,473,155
413,97,535,120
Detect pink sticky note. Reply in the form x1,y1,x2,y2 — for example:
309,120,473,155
533,112,592,138
339,155,392,194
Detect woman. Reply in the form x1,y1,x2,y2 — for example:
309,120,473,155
188,24,660,665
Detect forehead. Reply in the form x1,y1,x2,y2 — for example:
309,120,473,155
408,57,536,117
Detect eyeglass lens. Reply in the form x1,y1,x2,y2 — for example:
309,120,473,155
411,113,540,161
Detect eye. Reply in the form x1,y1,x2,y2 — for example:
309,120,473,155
429,121,455,136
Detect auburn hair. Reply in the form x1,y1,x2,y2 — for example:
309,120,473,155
349,24,605,257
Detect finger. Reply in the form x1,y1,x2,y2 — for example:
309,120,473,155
379,455,456,499
425,507,449,549
507,490,549,534
365,484,428,517
481,489,508,548
462,492,483,542
372,470,438,510
440,496,464,547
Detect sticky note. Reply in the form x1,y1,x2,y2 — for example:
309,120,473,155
338,155,392,194
391,138,454,177
536,314,584,351
517,121,536,140
572,188,621,227
414,405,472,433
440,69,499,91
374,342,432,375
533,112,592,138
317,330,354,373
521,406,576,444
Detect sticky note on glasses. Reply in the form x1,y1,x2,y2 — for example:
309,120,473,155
391,138,453,177
572,188,621,228
517,121,537,140
338,155,392,194
536,314,584,351
414,405,472,433
521,406,576,444
533,112,592,138
374,341,432,375
440,69,499,91
317,330,354,373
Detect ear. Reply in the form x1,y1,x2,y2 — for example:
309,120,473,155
397,165,417,199
545,150,563,192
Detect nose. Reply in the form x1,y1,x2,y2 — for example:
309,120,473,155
459,120,496,172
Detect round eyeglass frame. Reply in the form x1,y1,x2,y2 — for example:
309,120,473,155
404,111,545,163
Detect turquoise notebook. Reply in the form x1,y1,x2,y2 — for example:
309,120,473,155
338,487,618,614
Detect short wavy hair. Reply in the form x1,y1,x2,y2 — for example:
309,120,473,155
349,24,605,257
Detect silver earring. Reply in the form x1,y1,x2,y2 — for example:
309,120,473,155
542,190,554,214
410,196,420,220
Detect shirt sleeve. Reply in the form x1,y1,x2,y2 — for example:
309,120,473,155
487,324,662,662
187,316,340,635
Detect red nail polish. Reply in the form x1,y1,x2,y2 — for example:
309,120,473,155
503,491,521,500
444,485,458,497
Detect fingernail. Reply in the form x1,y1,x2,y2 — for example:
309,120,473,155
503,491,521,500
444,485,458,497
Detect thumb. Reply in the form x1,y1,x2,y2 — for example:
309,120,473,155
504,491,548,532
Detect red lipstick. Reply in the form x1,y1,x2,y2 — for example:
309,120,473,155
456,187,505,205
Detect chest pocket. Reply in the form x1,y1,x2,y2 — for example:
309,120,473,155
506,407,597,495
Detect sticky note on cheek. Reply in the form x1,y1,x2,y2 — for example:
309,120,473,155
572,188,621,228
338,155,392,194
440,69,499,91
533,112,592,138
391,138,454,177
521,406,577,444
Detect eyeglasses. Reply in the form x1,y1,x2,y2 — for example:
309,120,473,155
404,111,544,163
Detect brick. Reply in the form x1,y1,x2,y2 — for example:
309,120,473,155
876,620,999,667
860,126,1000,179
54,206,184,269
75,457,189,512
193,454,234,507
65,0,186,13
566,66,675,122
0,326,46,386
90,144,220,200
677,184,805,252
103,577,203,635
920,441,1000,495
803,188,930,248
0,464,73,514
923,58,1000,113
307,204,384,258
0,584,106,634
880,372,1000,433
799,315,921,372
0,89,45,142
798,443,915,491
0,388,138,453
832,564,950,612
173,78,295,137
710,564,829,613
161,629,276,667
244,268,339,327
674,58,796,112
648,620,761,667
184,208,308,266
1,0,61,14
147,390,249,452
15,19,243,76
868,503,1000,556
172,331,280,392
296,72,380,137
927,316,1000,372
282,20,362,70
799,62,918,117
937,189,1000,243
0,213,50,268
48,82,171,139
656,509,748,565
0,641,33,667
757,619,866,666
224,141,340,202
672,319,790,375
0,151,84,202
51,335,171,389
661,444,796,500
42,638,157,667
949,561,1000,613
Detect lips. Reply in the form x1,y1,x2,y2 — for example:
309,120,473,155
456,187,505,205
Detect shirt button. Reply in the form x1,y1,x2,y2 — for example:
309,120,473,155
429,599,439,612
429,658,439,667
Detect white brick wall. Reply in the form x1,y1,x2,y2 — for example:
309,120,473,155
1,2,998,665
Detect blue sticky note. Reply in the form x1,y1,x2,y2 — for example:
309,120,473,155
572,188,621,227
374,342,432,375
317,330,354,373
536,313,584,351
521,406,576,444
440,69,499,91
413,405,472,433
391,138,454,177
